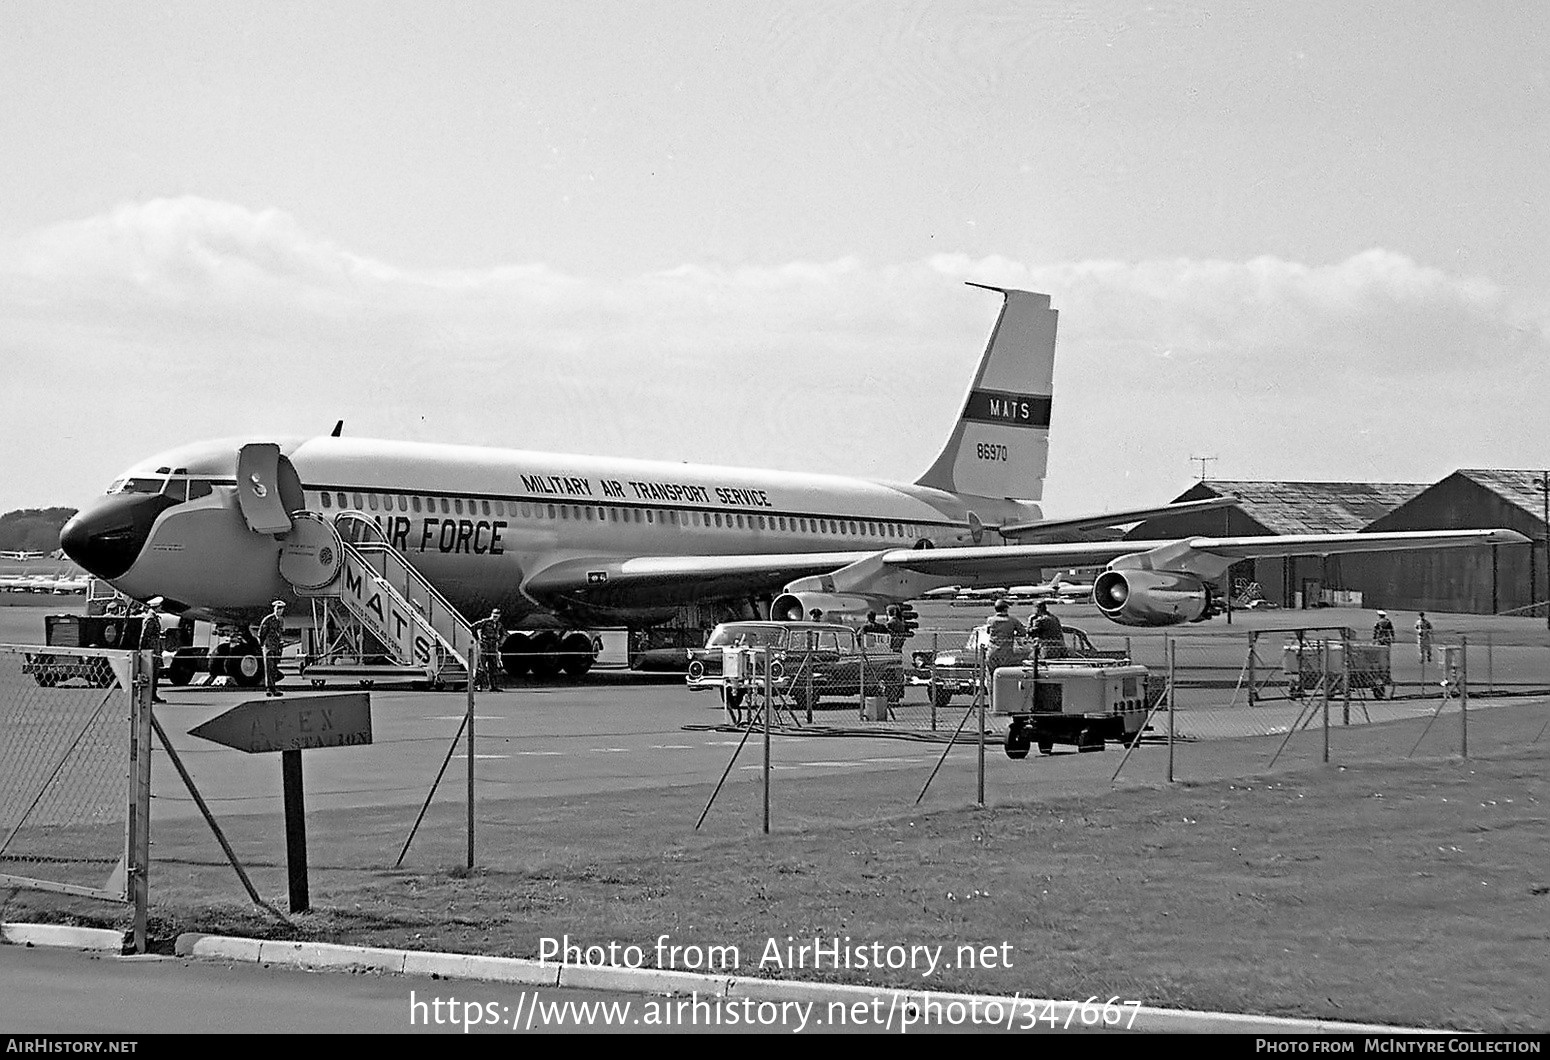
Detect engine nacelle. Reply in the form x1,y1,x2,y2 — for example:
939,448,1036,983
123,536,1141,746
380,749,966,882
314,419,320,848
769,592,894,628
1092,569,1210,627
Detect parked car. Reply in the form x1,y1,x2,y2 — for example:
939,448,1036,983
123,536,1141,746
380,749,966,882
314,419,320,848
911,624,1125,709
687,621,905,713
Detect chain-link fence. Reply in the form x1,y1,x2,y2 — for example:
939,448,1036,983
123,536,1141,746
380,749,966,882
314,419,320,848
0,645,149,922
749,621,1550,764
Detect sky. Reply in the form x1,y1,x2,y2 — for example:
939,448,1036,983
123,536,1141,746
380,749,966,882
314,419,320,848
1,1,1546,518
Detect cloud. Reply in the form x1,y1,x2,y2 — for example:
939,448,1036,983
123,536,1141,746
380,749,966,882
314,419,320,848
1,197,1545,514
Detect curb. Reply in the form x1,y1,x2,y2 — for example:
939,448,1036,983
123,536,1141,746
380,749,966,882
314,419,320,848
2,922,130,953
173,932,1429,1034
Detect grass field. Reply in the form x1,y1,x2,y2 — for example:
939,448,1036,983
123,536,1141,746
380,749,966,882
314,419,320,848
5,720,1546,1032
3,599,1547,1031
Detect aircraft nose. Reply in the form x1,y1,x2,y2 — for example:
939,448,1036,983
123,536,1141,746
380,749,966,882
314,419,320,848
60,493,177,579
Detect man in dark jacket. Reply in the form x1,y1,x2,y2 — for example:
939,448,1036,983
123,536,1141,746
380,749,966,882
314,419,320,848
139,597,166,704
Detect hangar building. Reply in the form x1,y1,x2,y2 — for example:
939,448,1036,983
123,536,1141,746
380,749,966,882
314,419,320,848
1340,470,1545,615
1128,480,1426,609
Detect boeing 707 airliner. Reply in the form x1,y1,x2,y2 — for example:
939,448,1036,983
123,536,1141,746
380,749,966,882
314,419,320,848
59,284,1524,677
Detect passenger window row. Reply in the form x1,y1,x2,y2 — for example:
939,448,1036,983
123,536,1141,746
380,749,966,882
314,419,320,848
310,490,925,542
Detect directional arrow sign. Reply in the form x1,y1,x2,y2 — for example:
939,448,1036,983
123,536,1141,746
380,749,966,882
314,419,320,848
189,693,372,754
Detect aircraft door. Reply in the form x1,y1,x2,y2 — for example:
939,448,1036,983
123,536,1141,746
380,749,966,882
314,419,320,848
236,443,306,535
279,512,344,590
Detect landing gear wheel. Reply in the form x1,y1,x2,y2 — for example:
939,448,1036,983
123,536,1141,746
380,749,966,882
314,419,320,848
168,648,201,686
501,633,532,677
527,632,562,680
722,687,746,712
933,687,954,710
227,649,264,688
559,632,596,677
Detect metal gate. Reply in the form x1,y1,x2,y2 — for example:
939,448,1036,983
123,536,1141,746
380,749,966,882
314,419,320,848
0,644,151,948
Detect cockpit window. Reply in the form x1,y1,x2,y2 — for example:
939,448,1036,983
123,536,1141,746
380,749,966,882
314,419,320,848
162,479,189,503
123,477,163,495
186,480,213,501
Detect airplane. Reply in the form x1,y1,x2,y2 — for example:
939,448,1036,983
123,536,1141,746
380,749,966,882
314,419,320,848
59,284,1526,678
1006,575,1094,603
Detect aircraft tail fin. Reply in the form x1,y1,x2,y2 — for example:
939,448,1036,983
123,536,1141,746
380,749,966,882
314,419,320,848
915,284,1058,501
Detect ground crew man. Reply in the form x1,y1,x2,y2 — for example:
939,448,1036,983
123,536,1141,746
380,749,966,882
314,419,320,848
1415,612,1434,663
139,597,166,704
885,605,910,652
470,608,504,692
861,610,888,635
984,599,1027,673
1031,602,1066,658
256,600,286,697
1372,610,1396,645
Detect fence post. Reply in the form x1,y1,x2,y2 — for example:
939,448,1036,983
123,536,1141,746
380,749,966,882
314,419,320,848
1167,637,1176,783
929,631,939,731
977,645,986,808
858,643,866,721
1485,631,1493,694
763,648,772,834
1321,639,1330,764
1341,628,1351,726
1248,631,1257,706
130,650,152,955
1460,636,1468,760
467,644,476,872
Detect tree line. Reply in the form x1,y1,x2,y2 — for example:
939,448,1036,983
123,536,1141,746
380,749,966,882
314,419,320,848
0,508,78,554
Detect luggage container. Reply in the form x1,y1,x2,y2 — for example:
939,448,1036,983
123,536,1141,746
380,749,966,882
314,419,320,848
1282,639,1393,700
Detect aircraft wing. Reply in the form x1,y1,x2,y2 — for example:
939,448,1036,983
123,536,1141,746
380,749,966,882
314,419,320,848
997,496,1240,540
519,528,1526,611
520,550,872,609
881,529,1529,583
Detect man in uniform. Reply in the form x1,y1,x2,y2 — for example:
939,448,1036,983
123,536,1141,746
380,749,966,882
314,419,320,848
139,597,167,704
1031,602,1066,659
1372,610,1396,645
256,599,286,697
860,610,888,635
885,605,911,653
984,599,1027,673
1415,611,1434,663
470,608,504,692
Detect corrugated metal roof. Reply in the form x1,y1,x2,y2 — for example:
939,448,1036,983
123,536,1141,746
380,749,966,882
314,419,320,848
1182,480,1427,535
1454,469,1550,524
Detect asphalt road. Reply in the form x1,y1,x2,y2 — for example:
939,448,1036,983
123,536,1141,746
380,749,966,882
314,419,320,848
0,944,709,1034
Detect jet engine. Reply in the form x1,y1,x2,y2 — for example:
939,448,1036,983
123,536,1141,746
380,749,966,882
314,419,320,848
769,592,895,627
1091,569,1213,626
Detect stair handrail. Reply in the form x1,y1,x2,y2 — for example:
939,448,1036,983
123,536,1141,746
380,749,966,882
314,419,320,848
327,510,474,667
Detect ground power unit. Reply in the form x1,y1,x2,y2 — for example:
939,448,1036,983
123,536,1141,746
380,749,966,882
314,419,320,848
991,662,1151,758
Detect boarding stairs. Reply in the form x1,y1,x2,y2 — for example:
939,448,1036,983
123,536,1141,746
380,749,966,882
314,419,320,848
279,511,476,689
